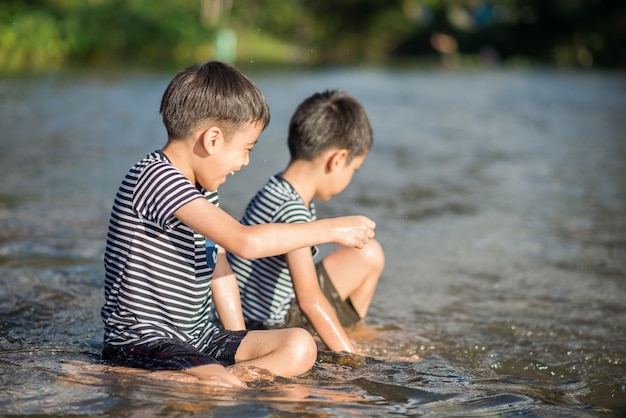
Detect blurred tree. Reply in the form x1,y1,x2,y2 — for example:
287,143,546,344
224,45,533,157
0,0,624,72
201,0,232,27
300,0,415,63
392,0,626,68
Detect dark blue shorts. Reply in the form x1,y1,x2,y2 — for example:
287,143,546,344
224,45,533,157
102,330,248,371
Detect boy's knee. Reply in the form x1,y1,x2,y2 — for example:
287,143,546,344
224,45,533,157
363,238,385,271
285,327,317,369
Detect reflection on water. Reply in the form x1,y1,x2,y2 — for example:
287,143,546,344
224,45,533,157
0,67,625,416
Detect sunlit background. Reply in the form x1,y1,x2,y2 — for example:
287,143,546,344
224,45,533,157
1,1,625,416
1,0,625,73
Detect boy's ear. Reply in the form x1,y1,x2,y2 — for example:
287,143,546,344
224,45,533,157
200,127,223,155
325,149,349,173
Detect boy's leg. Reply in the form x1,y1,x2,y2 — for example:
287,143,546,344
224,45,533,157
321,238,384,319
185,363,245,387
102,339,244,387
234,328,317,377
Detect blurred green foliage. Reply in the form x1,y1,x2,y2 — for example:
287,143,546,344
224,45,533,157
1,0,624,73
1,0,216,72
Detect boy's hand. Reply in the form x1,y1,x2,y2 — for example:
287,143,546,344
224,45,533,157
328,216,376,248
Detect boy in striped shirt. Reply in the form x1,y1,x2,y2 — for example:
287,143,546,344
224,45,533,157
228,90,384,354
101,62,376,387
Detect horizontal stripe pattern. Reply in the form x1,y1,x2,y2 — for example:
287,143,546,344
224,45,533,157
227,174,318,326
101,151,220,351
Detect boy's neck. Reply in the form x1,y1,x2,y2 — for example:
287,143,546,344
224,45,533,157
162,140,196,185
281,161,319,206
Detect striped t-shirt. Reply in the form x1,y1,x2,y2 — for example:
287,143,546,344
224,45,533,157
227,174,319,327
101,151,221,351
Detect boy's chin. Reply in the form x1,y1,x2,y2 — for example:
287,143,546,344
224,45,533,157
199,180,221,192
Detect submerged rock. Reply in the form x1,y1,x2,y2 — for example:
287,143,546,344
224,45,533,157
316,350,367,368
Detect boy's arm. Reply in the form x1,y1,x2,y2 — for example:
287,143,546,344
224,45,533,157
287,248,357,353
211,248,245,331
174,198,375,259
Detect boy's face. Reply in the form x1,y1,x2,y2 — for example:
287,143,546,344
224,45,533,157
202,122,262,191
318,152,367,201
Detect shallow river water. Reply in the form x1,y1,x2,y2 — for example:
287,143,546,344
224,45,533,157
0,66,625,417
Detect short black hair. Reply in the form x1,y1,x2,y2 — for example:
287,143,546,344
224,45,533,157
160,60,270,140
287,90,372,163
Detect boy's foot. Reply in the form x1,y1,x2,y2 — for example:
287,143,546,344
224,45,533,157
228,364,275,383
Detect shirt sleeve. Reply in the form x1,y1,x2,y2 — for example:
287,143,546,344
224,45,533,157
132,160,203,231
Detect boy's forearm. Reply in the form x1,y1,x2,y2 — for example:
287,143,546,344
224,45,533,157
287,249,357,353
212,251,245,330
232,217,371,260
176,199,374,259
303,302,356,353
234,221,327,259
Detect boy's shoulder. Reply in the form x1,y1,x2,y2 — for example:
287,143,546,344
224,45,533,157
135,150,169,167
262,174,312,209
125,150,168,175
245,174,314,223
125,151,201,196
258,174,299,200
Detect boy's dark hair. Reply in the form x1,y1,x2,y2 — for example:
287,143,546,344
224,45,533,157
287,90,372,163
160,60,270,140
